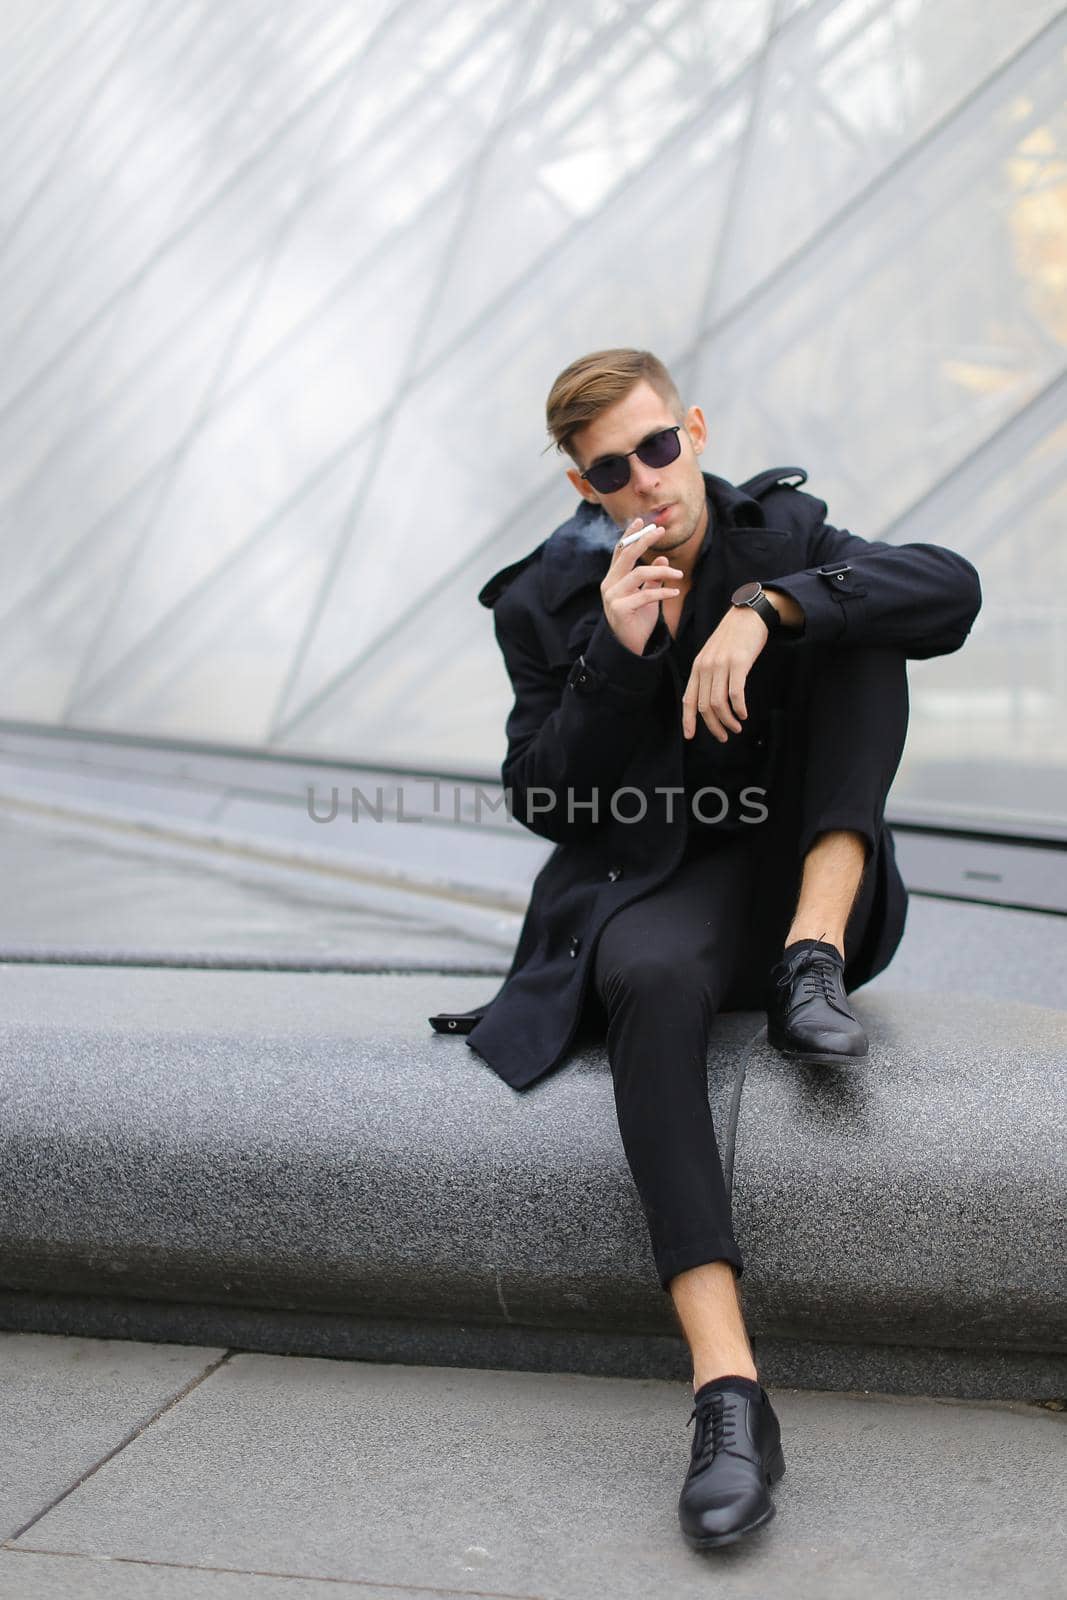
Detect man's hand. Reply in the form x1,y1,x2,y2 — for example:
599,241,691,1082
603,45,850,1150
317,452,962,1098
682,606,770,741
601,519,683,657
682,587,804,740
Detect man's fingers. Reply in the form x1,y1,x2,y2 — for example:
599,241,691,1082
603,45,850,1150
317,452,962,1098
682,615,761,738
707,667,741,739
684,668,728,742
609,519,660,568
681,674,702,740
684,644,755,740
700,705,729,741
620,579,679,608
728,667,748,723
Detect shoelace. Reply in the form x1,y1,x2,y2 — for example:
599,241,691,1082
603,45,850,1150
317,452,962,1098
777,953,852,1015
686,1392,737,1473
798,957,840,1004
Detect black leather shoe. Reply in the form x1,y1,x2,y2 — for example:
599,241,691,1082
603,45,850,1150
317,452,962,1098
766,938,868,1065
678,1380,785,1550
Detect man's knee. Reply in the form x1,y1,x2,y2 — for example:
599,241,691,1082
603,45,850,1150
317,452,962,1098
810,642,909,719
597,950,721,1014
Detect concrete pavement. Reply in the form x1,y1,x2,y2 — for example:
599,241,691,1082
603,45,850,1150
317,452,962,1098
2,1331,1065,1600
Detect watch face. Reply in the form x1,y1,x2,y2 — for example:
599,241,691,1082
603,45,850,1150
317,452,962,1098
731,580,762,606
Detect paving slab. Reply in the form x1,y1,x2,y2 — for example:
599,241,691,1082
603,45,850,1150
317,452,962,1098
0,1550,475,1600
0,1334,225,1542
8,1349,1065,1600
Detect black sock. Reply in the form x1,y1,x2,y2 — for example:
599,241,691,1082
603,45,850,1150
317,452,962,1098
782,936,842,962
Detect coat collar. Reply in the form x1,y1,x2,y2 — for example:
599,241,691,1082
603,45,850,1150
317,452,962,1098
536,471,772,614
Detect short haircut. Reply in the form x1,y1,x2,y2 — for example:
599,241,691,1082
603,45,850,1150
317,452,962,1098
545,348,684,462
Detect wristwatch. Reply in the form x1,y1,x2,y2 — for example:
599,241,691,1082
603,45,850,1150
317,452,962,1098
731,579,781,634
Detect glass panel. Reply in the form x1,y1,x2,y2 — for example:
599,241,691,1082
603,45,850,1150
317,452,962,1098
0,261,268,614
71,441,375,741
0,0,1062,839
0,1,139,216
712,0,1065,312
688,40,1065,521
281,482,568,765
224,0,532,385
891,418,1067,833
419,0,772,364
274,84,752,738
0,470,168,722
54,190,464,699
0,2,386,408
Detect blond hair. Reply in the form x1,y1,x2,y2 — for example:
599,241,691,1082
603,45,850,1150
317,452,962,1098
545,348,683,460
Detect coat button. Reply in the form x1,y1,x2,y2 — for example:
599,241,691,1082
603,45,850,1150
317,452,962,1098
568,935,581,957
835,572,845,582
447,1019,458,1030
607,866,623,882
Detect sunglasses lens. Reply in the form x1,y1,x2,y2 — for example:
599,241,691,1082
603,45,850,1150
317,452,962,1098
637,427,682,469
584,427,681,494
586,457,630,494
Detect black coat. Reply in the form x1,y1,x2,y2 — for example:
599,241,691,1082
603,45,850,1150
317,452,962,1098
430,467,982,1090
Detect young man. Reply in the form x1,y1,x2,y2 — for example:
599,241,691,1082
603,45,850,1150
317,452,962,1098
430,348,981,1550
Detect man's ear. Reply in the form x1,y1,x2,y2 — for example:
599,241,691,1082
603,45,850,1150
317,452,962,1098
685,404,707,455
565,464,600,505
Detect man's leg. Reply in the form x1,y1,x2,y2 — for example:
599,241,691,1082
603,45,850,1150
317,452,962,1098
590,833,757,1378
591,830,786,1548
669,1259,756,1389
783,826,868,958
766,645,909,1061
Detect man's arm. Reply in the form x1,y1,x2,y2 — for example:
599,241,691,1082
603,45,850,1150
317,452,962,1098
762,587,805,629
494,598,670,845
758,501,982,659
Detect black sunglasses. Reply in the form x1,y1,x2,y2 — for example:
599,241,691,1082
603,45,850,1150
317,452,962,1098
579,425,683,495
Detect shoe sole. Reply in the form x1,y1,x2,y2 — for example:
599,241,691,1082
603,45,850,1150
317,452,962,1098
767,1033,868,1067
681,1445,786,1552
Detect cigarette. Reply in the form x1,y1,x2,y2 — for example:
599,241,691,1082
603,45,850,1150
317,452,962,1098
619,522,658,548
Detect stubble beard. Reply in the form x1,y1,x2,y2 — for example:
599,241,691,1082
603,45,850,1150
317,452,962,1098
642,494,704,562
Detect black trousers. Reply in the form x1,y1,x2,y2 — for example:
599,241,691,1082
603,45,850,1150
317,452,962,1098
588,644,910,1293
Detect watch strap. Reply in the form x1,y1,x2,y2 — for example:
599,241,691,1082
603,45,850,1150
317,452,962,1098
748,591,781,632
731,581,781,633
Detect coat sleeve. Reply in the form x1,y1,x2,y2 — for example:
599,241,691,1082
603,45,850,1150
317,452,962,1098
764,498,982,660
493,595,671,844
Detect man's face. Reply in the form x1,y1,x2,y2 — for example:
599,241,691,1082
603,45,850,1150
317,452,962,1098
564,379,709,560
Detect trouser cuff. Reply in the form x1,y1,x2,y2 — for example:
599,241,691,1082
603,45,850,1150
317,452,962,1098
655,1236,744,1292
